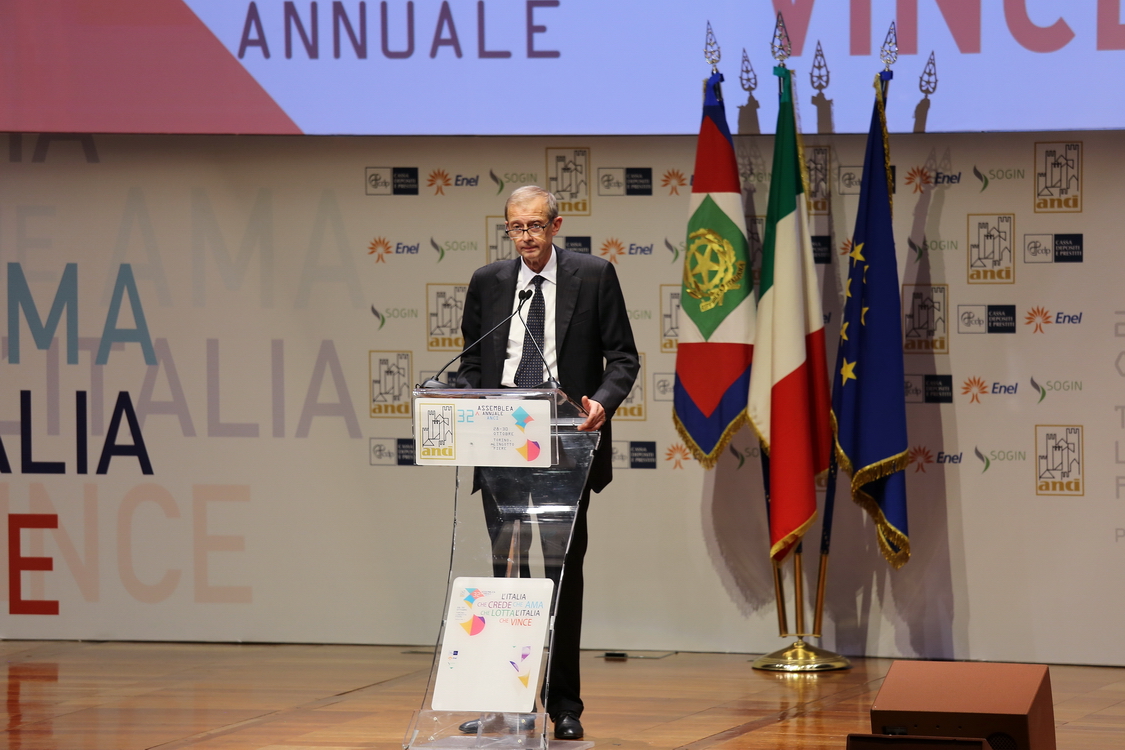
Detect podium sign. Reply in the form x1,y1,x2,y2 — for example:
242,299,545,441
414,397,554,468
432,576,555,712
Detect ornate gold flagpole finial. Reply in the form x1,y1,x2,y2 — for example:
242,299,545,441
704,21,721,72
811,40,829,91
771,12,792,66
920,51,938,95
740,48,757,92
881,21,899,70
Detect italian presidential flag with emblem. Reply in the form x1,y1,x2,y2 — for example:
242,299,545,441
747,67,833,561
673,70,755,469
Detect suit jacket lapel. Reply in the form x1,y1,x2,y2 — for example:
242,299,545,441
554,247,580,355
489,260,521,374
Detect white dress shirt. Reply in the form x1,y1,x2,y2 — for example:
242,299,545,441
501,250,559,387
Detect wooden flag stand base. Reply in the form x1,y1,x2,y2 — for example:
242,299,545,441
752,550,851,672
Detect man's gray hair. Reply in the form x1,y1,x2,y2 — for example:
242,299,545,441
505,185,558,223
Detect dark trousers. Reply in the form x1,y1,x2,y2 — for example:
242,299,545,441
481,485,590,720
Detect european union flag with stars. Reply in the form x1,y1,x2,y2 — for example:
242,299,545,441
832,71,910,569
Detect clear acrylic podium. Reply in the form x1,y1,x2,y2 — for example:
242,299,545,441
406,387,599,750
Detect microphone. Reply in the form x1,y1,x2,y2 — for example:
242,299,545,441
517,305,560,390
419,289,534,388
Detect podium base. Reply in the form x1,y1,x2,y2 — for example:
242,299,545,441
405,711,595,750
751,639,852,672
405,733,594,750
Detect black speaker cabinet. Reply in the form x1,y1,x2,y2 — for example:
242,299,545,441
870,661,1055,750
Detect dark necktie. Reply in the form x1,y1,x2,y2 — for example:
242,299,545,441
514,276,546,387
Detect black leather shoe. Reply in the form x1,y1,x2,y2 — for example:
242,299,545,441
553,713,584,740
458,715,535,734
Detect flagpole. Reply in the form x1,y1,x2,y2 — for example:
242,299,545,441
760,450,789,636
811,20,901,641
751,13,848,672
813,453,838,635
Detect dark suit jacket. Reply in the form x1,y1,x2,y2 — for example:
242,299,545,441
457,247,639,492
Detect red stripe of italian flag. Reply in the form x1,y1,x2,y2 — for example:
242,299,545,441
747,69,833,562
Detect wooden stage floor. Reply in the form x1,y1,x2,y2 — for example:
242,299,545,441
3,641,1124,750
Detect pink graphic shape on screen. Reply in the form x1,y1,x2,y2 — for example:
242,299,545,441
1,0,300,134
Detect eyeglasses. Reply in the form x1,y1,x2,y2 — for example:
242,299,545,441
504,223,550,238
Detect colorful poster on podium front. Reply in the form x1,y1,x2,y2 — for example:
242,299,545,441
432,577,555,712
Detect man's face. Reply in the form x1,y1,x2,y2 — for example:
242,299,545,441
506,197,562,273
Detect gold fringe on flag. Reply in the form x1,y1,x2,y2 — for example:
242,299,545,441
832,414,911,569
673,409,748,470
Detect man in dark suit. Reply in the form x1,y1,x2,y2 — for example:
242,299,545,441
457,186,639,740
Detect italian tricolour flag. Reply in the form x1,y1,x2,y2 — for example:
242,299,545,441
673,71,756,469
747,67,833,561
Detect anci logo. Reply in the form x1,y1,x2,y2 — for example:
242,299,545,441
427,284,467,351
615,354,646,420
662,169,688,195
369,351,413,417
973,445,1028,473
1034,142,1082,213
366,167,418,196
660,284,681,352
967,214,1014,284
971,165,1026,192
903,284,948,354
805,146,830,215
546,147,591,216
1029,376,1082,403
369,236,419,261
1035,424,1083,496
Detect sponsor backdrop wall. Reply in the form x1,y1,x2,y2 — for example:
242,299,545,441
1,128,1122,667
